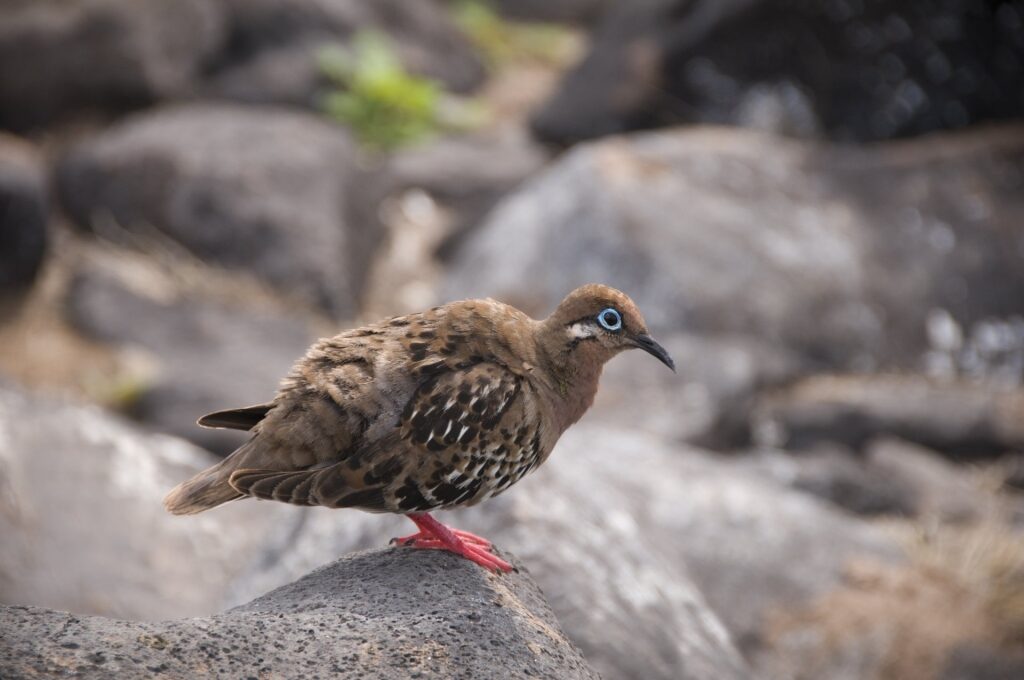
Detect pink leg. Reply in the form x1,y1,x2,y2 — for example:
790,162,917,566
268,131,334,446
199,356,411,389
390,513,512,573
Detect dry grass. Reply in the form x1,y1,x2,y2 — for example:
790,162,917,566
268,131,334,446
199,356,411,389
764,484,1024,680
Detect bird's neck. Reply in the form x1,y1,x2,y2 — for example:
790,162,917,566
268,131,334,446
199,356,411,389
535,321,605,430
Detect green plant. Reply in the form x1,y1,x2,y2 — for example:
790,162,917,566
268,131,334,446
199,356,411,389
318,33,443,150
452,0,577,68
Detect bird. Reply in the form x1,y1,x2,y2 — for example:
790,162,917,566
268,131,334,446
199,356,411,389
164,284,675,572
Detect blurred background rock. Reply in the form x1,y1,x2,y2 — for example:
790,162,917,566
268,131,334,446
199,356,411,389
1,1,1023,679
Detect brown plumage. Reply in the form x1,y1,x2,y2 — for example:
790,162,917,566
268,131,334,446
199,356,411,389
164,284,674,571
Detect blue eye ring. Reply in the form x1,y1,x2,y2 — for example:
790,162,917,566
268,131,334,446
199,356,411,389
597,307,622,332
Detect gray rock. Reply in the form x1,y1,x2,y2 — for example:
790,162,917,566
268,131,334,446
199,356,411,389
0,0,226,131
0,133,47,321
866,437,989,522
386,132,550,261
228,425,897,679
57,103,381,317
0,549,599,680
0,385,292,621
531,0,1024,145
754,374,1024,459
746,445,917,517
941,644,1024,680
444,126,1024,371
591,331,807,446
64,270,312,454
205,0,486,106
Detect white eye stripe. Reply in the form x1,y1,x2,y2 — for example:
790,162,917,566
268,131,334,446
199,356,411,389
569,322,596,338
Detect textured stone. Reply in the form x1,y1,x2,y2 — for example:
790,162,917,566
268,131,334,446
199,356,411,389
531,0,1024,145
0,0,226,131
227,425,896,679
0,385,291,621
57,103,381,317
0,133,47,321
754,374,1024,459
205,0,486,106
64,270,313,454
445,126,1024,371
0,549,599,680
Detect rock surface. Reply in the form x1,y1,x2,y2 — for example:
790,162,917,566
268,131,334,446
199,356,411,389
754,374,1024,459
0,385,292,621
226,424,896,679
57,103,380,317
531,0,1024,145
0,0,226,131
0,549,599,680
387,132,550,261
445,126,1024,371
206,0,486,106
64,270,313,454
0,133,47,321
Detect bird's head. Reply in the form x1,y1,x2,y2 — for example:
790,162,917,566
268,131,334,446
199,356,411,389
540,284,675,373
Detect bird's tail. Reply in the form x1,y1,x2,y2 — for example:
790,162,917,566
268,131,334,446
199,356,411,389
163,452,245,515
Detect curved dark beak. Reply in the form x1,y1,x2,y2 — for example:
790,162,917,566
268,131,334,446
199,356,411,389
632,334,675,372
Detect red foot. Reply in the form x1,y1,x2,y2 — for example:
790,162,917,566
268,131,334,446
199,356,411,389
390,513,512,573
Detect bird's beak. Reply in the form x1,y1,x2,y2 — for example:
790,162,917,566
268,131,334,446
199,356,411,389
632,334,676,372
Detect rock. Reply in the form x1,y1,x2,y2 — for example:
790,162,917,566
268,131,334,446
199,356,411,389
64,269,313,454
746,445,917,517
0,549,599,680
57,103,381,318
941,645,1024,680
591,331,806,446
226,425,896,679
205,0,486,107
444,125,1024,371
0,0,225,131
867,437,989,522
745,437,995,520
0,133,47,321
387,132,550,262
0,385,292,621
754,374,1024,459
531,0,1024,145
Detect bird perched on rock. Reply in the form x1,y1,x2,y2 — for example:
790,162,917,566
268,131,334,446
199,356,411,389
164,284,674,572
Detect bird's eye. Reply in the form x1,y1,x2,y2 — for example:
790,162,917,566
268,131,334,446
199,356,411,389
597,308,622,332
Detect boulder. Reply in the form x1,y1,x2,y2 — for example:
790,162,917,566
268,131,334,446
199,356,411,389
64,270,313,454
0,0,225,131
0,549,599,680
591,331,807,446
226,425,897,679
57,103,381,318
753,374,1024,459
866,438,994,523
745,445,918,518
0,385,292,621
387,131,549,261
0,133,47,321
205,0,486,106
444,125,1024,371
531,0,1024,145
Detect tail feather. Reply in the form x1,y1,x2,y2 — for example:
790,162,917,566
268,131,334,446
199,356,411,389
197,403,273,431
164,455,245,515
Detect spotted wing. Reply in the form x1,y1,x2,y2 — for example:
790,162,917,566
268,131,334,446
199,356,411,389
387,361,544,512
